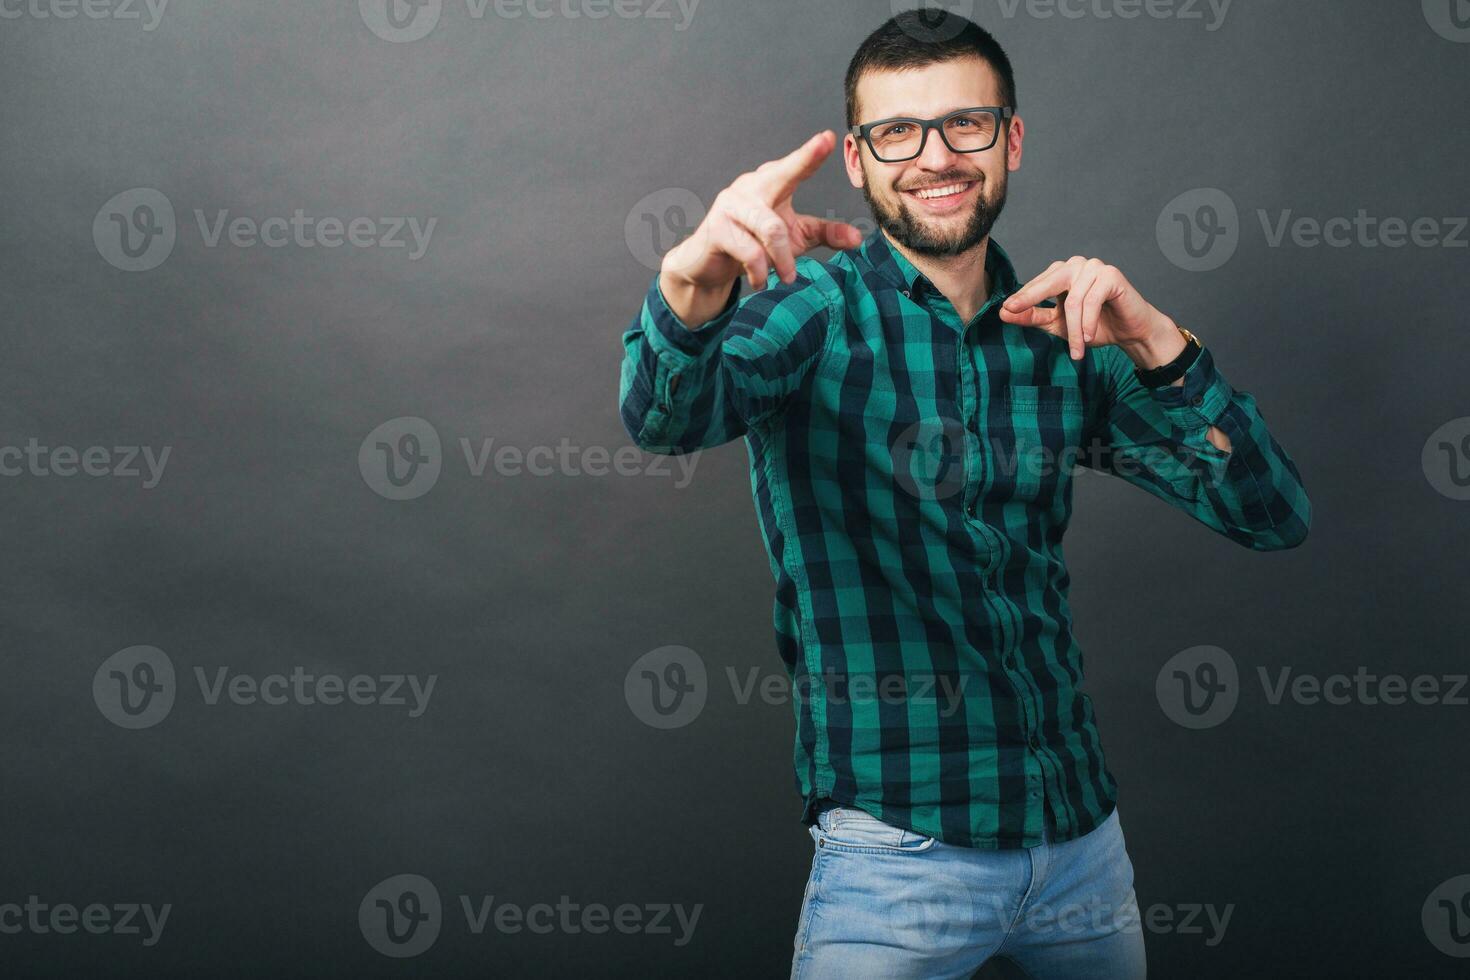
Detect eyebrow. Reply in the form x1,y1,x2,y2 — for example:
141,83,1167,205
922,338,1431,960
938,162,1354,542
864,105,986,122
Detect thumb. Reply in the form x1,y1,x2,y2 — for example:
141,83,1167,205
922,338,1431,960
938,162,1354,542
1000,303,1064,335
796,214,865,252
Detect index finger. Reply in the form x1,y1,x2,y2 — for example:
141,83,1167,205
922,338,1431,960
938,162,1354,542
760,130,838,203
1003,264,1074,314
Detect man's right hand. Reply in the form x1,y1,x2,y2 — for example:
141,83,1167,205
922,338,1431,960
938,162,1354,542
658,130,864,329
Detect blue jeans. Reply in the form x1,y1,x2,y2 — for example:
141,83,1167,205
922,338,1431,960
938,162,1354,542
790,805,1146,979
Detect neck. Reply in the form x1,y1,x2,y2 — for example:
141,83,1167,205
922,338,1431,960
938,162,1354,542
886,232,992,323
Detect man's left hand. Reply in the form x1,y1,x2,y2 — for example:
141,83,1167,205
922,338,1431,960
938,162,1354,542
999,255,1182,368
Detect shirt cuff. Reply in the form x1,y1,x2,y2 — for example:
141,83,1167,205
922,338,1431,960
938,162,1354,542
1147,346,1234,430
644,276,742,360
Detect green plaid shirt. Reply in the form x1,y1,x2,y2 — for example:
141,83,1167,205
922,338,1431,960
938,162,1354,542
619,230,1310,849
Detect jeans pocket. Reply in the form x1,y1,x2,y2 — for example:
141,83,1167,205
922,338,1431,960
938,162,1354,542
816,806,937,854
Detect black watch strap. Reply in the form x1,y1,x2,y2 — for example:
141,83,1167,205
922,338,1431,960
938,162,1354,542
1133,328,1202,388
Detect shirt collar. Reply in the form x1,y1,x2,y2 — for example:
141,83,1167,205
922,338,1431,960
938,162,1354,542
859,228,1021,307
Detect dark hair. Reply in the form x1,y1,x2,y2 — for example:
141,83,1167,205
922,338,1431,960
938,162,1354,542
845,12,1017,128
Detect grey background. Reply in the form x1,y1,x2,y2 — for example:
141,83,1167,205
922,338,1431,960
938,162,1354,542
1,0,1467,976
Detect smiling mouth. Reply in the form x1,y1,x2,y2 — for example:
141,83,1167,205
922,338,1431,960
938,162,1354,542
900,180,978,207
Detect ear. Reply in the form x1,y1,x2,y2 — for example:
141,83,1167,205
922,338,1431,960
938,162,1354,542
1006,114,1025,172
843,133,866,189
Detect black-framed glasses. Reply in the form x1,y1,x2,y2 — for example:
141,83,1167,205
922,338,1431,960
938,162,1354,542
851,106,1014,163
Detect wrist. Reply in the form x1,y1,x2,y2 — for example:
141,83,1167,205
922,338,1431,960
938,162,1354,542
1120,314,1187,370
659,271,736,330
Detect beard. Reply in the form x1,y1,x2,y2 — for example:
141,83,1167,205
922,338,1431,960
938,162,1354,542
861,167,1008,258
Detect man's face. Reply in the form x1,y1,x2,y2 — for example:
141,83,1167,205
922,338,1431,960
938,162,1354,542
844,56,1024,258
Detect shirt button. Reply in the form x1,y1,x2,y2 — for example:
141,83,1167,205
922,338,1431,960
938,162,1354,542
1028,735,1041,750
1191,395,1204,407
902,289,911,298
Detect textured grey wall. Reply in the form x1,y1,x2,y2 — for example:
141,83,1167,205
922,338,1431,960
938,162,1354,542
1,1,1467,976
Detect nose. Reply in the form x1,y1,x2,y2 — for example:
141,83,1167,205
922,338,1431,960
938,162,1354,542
914,126,962,171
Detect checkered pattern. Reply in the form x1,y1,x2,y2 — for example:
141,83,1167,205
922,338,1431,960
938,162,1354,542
619,230,1311,849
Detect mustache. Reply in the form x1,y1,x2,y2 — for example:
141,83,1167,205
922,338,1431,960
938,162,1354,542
896,172,984,192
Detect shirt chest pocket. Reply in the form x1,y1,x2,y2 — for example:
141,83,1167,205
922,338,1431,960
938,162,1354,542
997,383,1086,502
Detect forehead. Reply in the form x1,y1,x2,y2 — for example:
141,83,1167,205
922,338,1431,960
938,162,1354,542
855,56,1003,121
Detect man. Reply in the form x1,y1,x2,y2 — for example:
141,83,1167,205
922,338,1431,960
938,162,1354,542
619,12,1309,978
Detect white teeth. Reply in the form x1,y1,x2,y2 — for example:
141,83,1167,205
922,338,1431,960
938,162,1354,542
912,182,971,200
